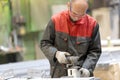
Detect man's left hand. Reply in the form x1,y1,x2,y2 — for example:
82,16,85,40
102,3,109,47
79,68,90,77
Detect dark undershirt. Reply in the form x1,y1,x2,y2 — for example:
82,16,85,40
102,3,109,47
69,16,77,23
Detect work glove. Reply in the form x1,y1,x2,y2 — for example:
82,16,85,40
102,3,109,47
55,51,70,64
79,68,90,77
66,56,79,64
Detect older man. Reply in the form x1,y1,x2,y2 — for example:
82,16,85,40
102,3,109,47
40,0,101,78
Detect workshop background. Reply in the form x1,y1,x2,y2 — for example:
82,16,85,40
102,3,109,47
0,0,120,80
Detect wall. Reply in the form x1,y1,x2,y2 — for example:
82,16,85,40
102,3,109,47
92,8,111,40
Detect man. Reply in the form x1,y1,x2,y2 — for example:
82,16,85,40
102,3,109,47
40,0,101,78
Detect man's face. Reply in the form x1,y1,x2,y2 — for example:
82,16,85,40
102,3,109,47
68,1,88,21
69,8,86,21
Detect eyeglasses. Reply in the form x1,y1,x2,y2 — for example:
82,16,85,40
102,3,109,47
70,10,86,18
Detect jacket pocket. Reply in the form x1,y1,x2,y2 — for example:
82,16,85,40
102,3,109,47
76,37,90,54
55,33,68,51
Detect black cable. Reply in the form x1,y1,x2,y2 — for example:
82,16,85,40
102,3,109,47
51,61,58,78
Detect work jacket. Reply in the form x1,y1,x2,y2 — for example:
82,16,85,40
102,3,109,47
40,10,101,78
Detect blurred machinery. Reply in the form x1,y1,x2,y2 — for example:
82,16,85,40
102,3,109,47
12,15,26,36
0,0,26,63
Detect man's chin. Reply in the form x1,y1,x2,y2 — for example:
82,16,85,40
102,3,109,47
70,16,79,22
72,19,79,22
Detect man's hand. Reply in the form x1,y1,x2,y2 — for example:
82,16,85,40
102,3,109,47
55,51,70,64
67,56,79,64
79,68,90,77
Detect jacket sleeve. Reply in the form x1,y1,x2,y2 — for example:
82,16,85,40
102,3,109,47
40,19,58,62
82,23,102,75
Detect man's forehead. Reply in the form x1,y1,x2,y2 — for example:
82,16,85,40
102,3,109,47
70,0,88,14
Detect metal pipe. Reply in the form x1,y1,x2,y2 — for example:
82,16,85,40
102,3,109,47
119,0,120,38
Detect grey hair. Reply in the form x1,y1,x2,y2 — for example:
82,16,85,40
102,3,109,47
70,0,88,2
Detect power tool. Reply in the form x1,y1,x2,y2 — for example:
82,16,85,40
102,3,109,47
66,56,81,78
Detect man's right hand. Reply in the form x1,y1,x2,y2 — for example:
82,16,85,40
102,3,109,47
55,51,70,64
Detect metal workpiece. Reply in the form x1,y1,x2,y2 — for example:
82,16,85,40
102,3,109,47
7,77,100,80
0,59,50,79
